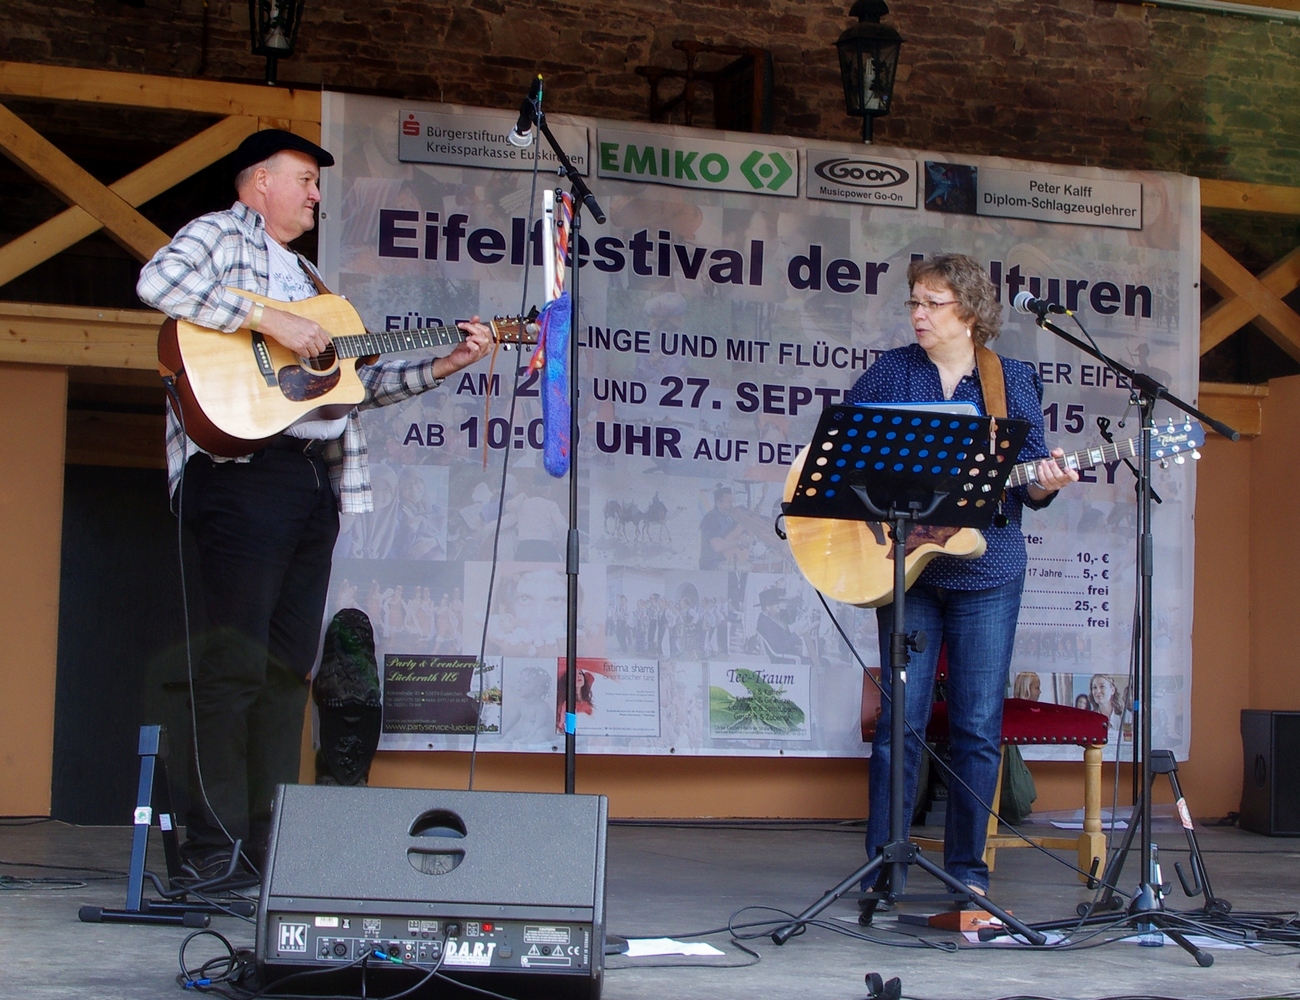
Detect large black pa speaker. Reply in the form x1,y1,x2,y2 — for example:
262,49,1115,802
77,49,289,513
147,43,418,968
1240,710,1300,836
256,785,607,999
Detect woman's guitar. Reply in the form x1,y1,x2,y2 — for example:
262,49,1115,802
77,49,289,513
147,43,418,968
781,420,1204,608
158,290,537,457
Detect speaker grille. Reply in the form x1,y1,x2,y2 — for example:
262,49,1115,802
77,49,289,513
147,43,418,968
1274,714,1300,834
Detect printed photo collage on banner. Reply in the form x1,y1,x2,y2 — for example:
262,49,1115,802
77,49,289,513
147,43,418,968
318,93,1200,759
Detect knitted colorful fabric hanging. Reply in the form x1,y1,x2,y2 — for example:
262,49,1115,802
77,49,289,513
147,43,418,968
539,289,571,477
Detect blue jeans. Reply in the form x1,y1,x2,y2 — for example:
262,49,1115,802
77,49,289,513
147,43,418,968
866,577,1023,892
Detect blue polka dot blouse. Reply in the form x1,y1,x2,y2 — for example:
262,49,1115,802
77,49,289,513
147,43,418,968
845,342,1055,591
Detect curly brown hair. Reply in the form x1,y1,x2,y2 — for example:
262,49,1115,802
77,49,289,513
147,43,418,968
907,253,1001,347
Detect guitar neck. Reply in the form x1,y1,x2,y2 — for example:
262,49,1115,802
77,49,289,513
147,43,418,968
330,323,468,360
1005,437,1138,488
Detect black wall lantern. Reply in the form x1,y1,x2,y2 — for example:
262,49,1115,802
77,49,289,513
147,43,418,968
249,0,307,85
835,0,903,142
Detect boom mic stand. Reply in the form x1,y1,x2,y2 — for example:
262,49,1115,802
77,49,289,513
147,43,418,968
771,405,1045,947
1007,313,1238,963
529,95,606,794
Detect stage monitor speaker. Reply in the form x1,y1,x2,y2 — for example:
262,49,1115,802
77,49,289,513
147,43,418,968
1240,710,1300,836
256,785,607,999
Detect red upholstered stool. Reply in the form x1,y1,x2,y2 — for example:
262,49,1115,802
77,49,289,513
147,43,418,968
917,697,1109,881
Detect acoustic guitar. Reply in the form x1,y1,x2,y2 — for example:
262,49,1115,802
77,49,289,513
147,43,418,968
781,420,1204,608
158,290,537,457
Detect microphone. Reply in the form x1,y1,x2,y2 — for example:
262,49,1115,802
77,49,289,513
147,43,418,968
507,75,543,148
1012,291,1068,318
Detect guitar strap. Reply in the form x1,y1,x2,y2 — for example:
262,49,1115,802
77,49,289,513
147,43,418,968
974,345,1007,419
976,344,1014,527
296,252,333,295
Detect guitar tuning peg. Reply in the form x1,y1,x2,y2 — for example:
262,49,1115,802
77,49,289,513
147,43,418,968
1192,449,1201,460
1174,454,1185,465
1159,458,1169,469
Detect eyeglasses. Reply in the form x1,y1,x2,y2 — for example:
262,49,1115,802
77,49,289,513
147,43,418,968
904,298,958,313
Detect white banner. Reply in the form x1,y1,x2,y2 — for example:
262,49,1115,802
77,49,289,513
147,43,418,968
319,92,1200,760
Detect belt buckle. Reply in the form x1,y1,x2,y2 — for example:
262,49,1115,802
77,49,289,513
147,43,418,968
302,439,322,457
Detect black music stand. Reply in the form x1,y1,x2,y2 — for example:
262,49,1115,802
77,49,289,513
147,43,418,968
773,404,1046,946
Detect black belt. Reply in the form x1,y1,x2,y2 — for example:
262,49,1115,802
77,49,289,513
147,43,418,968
264,433,329,457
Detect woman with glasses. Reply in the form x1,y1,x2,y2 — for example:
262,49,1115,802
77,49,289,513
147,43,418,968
846,253,1077,901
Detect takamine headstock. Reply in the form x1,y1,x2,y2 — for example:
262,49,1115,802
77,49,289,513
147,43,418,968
1150,417,1204,467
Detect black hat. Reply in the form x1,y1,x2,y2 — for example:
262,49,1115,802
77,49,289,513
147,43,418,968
229,128,335,176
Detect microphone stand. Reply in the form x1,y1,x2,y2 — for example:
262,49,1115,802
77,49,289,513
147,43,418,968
1025,312,1237,963
531,106,605,794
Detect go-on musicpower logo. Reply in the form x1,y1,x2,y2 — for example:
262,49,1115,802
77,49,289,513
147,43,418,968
813,157,909,189
806,151,918,207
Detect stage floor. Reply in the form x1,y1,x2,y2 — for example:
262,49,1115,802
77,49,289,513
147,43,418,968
3,814,1299,1000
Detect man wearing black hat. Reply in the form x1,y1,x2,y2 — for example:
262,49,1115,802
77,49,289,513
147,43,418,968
137,129,493,878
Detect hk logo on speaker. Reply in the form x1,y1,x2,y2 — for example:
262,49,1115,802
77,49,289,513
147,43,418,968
278,922,308,953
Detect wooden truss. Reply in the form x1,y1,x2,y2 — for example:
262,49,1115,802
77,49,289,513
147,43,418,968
0,61,320,370
0,63,1295,441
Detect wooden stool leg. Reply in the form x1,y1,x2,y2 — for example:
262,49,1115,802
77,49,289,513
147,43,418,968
1077,743,1107,884
983,748,1006,872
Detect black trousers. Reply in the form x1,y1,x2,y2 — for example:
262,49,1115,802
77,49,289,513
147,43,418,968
180,445,339,861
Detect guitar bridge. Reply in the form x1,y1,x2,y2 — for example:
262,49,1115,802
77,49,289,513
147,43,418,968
251,332,277,387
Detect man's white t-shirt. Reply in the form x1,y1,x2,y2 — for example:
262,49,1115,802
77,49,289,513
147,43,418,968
267,236,349,441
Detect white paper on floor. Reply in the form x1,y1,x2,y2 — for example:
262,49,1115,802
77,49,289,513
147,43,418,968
623,938,727,958
1122,933,1245,950
1050,807,1130,830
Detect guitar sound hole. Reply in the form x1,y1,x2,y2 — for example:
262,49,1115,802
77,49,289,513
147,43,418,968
300,345,337,372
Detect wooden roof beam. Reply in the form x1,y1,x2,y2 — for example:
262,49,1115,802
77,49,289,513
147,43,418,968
1201,178,1300,216
1200,233,1300,363
0,302,161,369
0,114,259,288
0,61,320,121
1201,246,1300,354
0,102,170,261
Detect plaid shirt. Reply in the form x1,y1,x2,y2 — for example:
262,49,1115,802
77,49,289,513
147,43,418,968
138,201,445,514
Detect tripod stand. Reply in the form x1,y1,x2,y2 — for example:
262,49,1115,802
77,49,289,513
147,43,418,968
772,405,1045,947
1087,749,1230,916
987,313,1237,964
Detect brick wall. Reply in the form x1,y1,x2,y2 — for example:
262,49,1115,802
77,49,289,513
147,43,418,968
2,0,1298,184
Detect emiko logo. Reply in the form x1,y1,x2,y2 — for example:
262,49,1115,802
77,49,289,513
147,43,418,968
740,151,793,192
814,157,909,189
402,114,420,137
